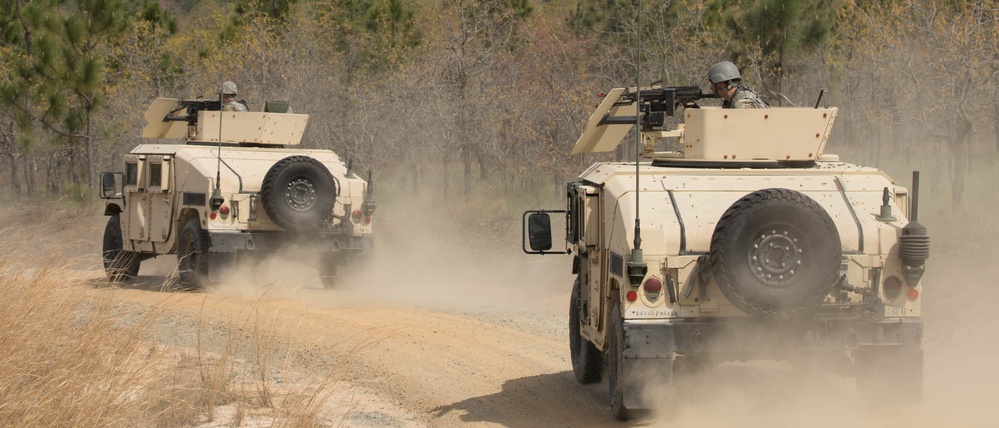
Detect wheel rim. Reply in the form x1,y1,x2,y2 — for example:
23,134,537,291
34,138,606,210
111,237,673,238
285,177,318,211
747,226,803,287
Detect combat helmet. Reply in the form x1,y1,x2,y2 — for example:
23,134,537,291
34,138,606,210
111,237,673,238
220,80,238,96
707,61,741,84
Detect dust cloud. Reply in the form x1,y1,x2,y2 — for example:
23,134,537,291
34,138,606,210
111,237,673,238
185,188,574,314
135,173,999,427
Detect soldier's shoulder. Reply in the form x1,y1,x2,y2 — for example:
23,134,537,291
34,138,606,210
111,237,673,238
733,88,768,109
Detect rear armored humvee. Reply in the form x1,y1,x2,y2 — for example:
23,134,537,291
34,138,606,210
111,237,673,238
100,98,375,289
524,87,929,419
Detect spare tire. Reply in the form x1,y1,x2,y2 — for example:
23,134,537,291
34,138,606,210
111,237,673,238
260,156,337,231
709,188,841,319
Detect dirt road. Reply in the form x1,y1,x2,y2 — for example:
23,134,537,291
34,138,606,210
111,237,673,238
8,204,996,427
104,243,996,428
101,252,615,427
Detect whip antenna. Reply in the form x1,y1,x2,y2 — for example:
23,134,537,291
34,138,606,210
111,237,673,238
626,0,648,287
209,0,230,211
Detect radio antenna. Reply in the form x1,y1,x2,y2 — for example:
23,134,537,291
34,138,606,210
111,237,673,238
209,0,229,211
626,0,648,287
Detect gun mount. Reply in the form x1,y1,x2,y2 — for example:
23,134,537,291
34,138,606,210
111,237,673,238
598,86,717,131
141,97,308,146
163,99,223,126
572,86,837,164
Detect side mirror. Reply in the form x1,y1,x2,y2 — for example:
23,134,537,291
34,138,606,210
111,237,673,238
528,213,553,251
522,210,568,255
99,172,123,199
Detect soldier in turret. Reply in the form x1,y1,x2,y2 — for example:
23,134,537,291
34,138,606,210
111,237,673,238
706,61,769,109
220,80,249,112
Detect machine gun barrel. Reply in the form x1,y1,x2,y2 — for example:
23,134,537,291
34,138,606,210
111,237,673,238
162,99,222,125
599,86,717,130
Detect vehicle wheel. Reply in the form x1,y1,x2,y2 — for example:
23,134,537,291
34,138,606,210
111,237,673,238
260,156,337,231
176,217,210,290
102,215,140,282
854,346,923,405
570,279,602,384
709,188,841,318
608,302,631,421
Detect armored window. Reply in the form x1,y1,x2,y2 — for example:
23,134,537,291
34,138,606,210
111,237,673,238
149,163,162,187
126,162,139,186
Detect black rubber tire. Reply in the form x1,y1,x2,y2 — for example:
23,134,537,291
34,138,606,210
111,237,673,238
607,302,631,421
102,215,140,282
709,188,841,319
176,217,210,290
260,156,336,231
569,279,603,384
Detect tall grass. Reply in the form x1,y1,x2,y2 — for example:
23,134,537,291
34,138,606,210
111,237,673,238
0,259,164,426
0,204,354,427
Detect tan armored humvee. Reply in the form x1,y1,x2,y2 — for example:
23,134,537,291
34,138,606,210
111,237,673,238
524,86,929,420
100,98,375,289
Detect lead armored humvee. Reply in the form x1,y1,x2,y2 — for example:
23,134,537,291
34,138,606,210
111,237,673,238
523,87,929,419
99,98,375,289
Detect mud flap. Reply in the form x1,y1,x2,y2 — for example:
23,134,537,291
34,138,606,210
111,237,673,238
207,253,236,283
622,324,677,410
623,358,674,409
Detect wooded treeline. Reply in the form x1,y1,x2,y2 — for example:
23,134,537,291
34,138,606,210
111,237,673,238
1,0,996,209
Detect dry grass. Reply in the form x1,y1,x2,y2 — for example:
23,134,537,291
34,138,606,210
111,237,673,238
0,259,165,426
0,203,354,427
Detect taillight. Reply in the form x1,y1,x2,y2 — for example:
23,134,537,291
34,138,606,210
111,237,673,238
351,210,362,222
883,275,903,300
219,205,230,217
643,277,663,300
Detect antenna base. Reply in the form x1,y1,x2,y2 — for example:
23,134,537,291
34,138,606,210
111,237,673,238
626,249,647,287
210,188,224,212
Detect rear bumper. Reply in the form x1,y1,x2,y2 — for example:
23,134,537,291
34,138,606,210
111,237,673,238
207,230,374,255
616,318,922,410
623,317,922,359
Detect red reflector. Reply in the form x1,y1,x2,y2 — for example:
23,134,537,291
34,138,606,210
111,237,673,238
364,216,371,225
644,277,663,293
908,288,919,300
209,212,217,220
626,290,638,302
219,205,230,215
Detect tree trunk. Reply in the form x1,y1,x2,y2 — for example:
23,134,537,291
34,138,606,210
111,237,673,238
48,153,60,195
477,150,488,181
948,119,973,211
87,117,96,189
23,156,35,195
7,153,20,195
441,151,450,200
462,145,472,196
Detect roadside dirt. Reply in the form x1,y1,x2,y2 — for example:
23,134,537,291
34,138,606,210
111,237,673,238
7,201,997,427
